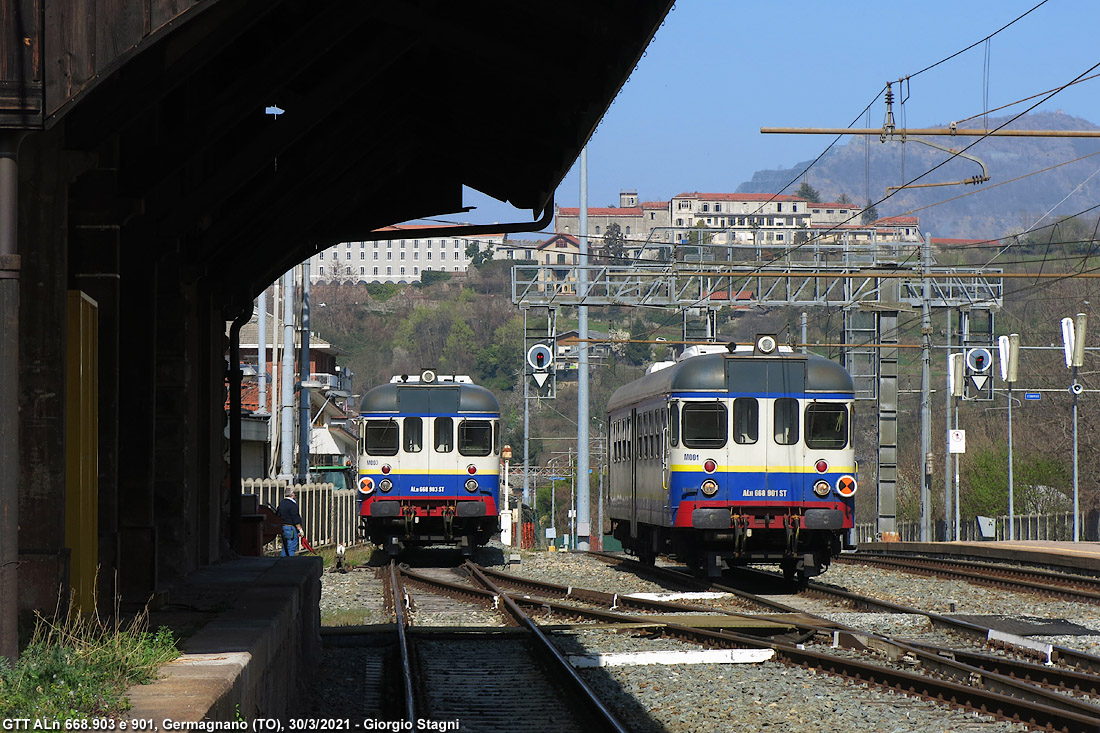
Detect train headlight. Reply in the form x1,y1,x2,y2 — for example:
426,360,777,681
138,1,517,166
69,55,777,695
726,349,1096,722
701,479,719,496
467,464,477,475
813,480,831,497
703,459,717,474
815,459,828,473
464,478,479,492
378,478,393,492
754,334,778,354
381,464,391,475
836,475,857,498
358,476,374,494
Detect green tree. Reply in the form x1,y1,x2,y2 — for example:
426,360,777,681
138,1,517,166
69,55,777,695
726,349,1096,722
836,192,853,205
419,269,452,287
795,182,820,203
441,318,477,374
476,317,525,391
601,222,627,263
624,318,651,365
861,199,879,225
964,445,1071,517
465,240,495,267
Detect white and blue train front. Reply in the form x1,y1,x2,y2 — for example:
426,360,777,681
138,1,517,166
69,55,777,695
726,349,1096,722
607,336,857,580
357,371,501,555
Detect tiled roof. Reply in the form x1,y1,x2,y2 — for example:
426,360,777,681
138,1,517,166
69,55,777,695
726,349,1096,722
672,192,804,202
873,216,920,226
226,380,262,413
556,207,643,217
641,201,667,209
706,290,753,300
538,233,580,248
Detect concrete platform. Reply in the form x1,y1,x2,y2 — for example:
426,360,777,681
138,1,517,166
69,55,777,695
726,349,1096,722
857,540,1100,574
123,556,322,723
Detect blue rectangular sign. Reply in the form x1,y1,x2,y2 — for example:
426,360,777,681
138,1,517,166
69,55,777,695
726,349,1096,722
1024,392,1041,400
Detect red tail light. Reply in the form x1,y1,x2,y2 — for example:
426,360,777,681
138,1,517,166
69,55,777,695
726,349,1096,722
703,459,717,473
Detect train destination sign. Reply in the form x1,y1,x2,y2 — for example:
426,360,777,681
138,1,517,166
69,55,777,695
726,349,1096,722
1024,392,1041,400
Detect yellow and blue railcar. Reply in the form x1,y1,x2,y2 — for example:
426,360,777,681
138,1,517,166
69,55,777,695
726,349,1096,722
607,336,857,581
357,371,501,555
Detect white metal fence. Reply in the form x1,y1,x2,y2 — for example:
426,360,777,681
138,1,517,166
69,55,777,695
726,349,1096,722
242,478,361,551
855,511,1096,543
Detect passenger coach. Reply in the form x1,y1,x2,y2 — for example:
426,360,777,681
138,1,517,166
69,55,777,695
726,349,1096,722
356,371,501,555
607,336,857,581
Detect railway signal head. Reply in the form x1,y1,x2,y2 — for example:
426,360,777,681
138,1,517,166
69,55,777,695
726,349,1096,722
526,343,553,371
966,347,992,374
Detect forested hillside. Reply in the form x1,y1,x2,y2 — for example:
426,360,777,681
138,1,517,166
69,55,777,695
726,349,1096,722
310,228,1100,534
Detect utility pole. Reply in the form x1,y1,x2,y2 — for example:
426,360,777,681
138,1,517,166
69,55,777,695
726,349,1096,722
920,234,932,542
279,269,296,480
944,310,953,540
298,262,312,483
577,146,591,551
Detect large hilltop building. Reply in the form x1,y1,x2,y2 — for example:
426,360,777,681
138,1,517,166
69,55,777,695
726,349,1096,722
309,189,922,284
555,189,923,263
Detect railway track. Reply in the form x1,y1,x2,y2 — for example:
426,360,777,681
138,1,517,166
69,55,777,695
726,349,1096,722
840,552,1100,605
581,550,1100,731
389,561,629,732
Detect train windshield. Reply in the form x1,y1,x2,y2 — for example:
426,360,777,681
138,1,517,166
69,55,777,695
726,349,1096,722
805,403,848,449
364,419,399,456
458,419,493,456
681,402,727,448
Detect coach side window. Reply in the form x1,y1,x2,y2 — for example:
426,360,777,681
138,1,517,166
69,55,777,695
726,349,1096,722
805,403,847,449
733,398,758,444
459,419,493,457
403,417,423,452
773,398,799,445
434,417,454,453
365,419,399,456
681,402,727,448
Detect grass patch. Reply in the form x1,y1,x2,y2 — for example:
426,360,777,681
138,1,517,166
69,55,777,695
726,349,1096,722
320,607,382,627
315,543,379,569
0,605,179,719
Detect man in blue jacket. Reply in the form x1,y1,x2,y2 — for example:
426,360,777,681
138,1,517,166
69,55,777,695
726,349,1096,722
277,489,305,556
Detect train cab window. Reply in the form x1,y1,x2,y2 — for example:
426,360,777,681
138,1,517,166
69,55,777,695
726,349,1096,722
681,402,728,448
733,398,759,444
403,417,423,453
805,403,848,449
458,420,493,456
364,419,399,456
773,398,799,446
669,403,680,447
434,417,454,453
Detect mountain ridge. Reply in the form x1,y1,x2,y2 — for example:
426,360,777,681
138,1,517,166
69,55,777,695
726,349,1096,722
736,112,1100,239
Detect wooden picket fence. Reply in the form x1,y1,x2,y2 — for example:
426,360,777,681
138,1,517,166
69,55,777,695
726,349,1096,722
242,478,361,551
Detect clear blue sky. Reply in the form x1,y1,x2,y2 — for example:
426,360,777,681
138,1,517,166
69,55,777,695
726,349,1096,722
454,0,1100,232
